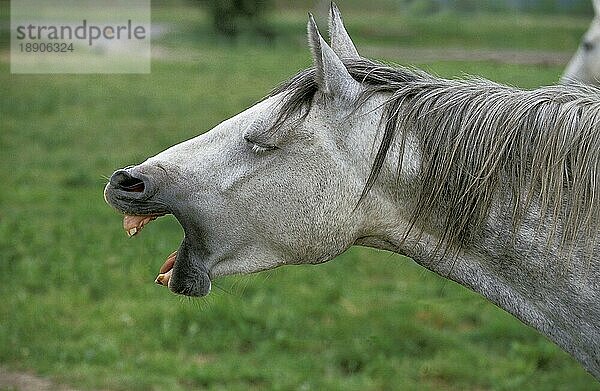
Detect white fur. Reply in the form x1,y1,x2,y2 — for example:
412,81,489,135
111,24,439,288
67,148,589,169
561,2,600,84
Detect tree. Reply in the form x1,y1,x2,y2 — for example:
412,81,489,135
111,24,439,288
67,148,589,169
205,0,273,37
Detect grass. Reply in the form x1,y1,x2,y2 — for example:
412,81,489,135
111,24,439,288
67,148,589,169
152,4,590,51
1,4,599,390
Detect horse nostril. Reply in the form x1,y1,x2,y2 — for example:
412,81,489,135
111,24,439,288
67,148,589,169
583,41,594,52
110,169,145,193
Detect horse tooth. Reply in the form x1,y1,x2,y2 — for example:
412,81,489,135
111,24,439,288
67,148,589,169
127,227,138,237
155,274,165,285
155,270,172,286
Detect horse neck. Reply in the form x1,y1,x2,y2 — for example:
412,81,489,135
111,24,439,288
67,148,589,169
355,123,600,379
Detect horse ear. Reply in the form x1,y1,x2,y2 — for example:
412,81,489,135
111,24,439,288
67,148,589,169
328,2,360,59
594,0,600,15
307,13,358,97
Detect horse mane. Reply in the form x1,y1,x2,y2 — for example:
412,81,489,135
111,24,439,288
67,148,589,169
269,58,600,250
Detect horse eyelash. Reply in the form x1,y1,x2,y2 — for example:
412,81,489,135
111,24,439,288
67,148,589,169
244,136,276,154
251,144,271,154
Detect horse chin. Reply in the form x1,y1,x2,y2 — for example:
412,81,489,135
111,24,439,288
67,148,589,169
166,238,212,297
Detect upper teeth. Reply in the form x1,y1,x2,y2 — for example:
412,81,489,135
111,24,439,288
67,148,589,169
123,214,161,238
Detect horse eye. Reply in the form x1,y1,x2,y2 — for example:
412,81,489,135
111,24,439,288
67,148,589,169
583,41,594,52
244,136,276,154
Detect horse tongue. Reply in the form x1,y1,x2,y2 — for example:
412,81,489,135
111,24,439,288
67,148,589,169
155,251,177,286
160,251,177,273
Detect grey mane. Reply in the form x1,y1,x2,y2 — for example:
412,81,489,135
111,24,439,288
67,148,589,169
270,58,600,252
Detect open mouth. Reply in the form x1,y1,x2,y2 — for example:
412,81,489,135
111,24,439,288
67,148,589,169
122,214,175,287
120,211,211,297
107,166,212,297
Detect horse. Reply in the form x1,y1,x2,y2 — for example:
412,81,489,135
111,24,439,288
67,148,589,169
562,0,600,84
105,4,600,380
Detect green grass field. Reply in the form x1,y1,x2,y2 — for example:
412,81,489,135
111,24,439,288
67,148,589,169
1,4,599,390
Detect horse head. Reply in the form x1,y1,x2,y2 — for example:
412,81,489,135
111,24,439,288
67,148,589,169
562,0,600,84
104,4,388,297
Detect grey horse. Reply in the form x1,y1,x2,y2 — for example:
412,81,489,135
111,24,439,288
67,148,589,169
105,4,600,379
562,0,600,84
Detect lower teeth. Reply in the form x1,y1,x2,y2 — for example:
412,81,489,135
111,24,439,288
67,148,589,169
155,269,172,286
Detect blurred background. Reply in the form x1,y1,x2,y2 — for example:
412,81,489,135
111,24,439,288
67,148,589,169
1,0,599,389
